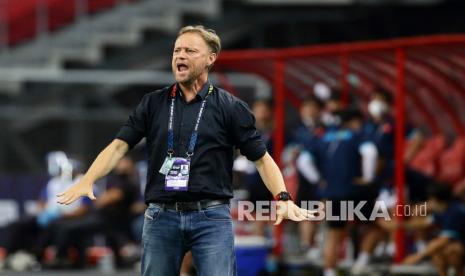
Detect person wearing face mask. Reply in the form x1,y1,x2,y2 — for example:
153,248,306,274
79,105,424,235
363,89,424,202
365,88,424,167
321,91,343,130
351,88,425,272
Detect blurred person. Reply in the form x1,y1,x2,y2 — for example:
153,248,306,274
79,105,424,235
359,88,426,263
292,97,325,257
307,109,378,276
57,25,312,276
403,184,465,276
313,82,331,102
292,97,324,146
2,152,89,269
233,99,274,237
49,156,140,268
321,90,342,129
453,178,465,201
364,88,425,192
126,159,148,244
252,99,274,131
364,88,423,164
180,251,194,276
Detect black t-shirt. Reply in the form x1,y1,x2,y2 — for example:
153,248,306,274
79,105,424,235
116,83,267,203
100,173,140,220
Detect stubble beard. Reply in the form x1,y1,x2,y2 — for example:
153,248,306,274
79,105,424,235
178,66,203,87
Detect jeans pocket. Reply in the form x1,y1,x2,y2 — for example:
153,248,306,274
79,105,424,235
201,204,231,221
144,205,161,221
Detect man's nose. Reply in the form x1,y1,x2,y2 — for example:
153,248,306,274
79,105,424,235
177,50,188,58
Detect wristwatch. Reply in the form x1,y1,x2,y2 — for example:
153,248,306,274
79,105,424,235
275,191,292,201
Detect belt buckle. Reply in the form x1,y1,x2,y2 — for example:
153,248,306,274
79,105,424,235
175,202,189,211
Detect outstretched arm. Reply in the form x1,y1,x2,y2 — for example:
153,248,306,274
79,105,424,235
255,152,314,225
57,139,129,205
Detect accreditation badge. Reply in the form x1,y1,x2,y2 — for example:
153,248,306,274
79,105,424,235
159,157,175,175
164,157,190,191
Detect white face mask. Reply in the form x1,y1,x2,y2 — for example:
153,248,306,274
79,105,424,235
368,100,388,119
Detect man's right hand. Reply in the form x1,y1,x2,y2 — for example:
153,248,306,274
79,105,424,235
57,179,96,205
56,139,129,205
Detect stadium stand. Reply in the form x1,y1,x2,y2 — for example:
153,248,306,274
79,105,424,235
437,136,465,185
410,135,446,177
0,0,219,69
2,0,465,275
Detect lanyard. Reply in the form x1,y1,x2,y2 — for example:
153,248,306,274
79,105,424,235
167,83,214,159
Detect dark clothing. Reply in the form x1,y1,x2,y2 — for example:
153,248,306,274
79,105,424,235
296,180,319,202
363,119,429,201
405,168,433,203
326,198,377,229
50,173,140,265
246,129,273,203
116,83,267,203
293,121,325,202
433,202,465,244
292,121,325,149
363,118,418,160
100,174,140,222
4,216,41,254
363,119,395,160
310,129,369,199
52,214,130,267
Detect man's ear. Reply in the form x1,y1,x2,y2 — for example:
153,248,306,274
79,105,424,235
207,52,217,68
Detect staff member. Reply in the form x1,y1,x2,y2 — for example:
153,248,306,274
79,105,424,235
308,109,378,276
57,25,312,276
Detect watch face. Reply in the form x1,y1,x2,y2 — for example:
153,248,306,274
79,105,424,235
279,192,291,201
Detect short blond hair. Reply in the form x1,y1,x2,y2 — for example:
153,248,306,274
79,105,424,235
177,25,221,54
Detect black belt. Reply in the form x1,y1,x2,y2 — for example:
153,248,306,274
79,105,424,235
152,199,229,212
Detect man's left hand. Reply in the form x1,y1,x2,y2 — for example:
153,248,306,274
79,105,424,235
274,200,316,225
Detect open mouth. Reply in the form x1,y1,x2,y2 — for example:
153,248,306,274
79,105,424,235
177,63,188,72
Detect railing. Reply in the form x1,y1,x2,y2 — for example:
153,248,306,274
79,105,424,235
216,34,465,262
0,0,130,49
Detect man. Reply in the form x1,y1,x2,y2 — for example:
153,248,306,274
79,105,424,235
57,25,312,276
3,152,89,269
50,156,140,268
307,109,378,276
364,88,423,165
355,88,426,269
293,97,324,258
320,90,342,129
403,184,465,276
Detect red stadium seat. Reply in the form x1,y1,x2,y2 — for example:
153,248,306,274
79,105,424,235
5,0,119,45
437,136,465,185
410,135,447,176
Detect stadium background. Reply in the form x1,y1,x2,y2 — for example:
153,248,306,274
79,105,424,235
1,0,465,275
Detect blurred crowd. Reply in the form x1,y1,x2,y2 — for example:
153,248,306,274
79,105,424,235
0,151,146,272
1,85,465,276
233,85,465,276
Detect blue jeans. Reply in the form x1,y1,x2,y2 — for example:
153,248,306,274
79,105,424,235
141,203,237,276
